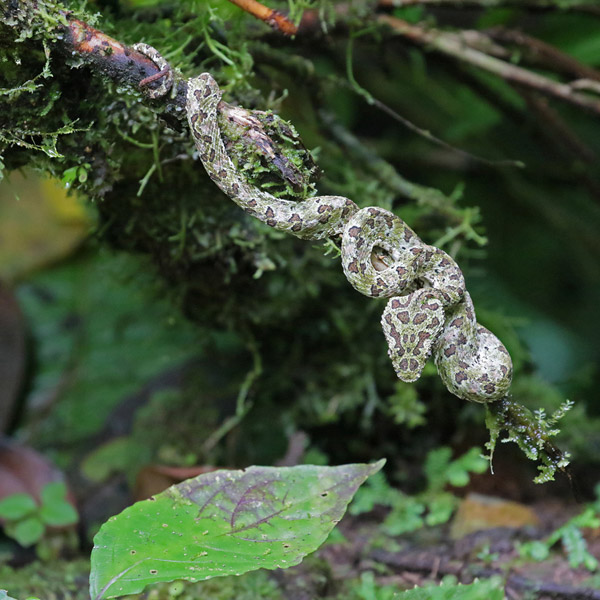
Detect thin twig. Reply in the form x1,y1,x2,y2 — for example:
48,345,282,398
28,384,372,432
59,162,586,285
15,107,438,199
345,36,523,169
486,27,600,83
379,16,600,117
226,0,297,35
319,110,466,216
377,0,600,15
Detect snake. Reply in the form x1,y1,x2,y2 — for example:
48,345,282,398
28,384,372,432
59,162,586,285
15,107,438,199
134,44,513,404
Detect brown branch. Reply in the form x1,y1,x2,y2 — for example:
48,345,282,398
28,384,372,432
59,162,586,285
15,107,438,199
65,18,166,89
226,0,297,36
377,0,600,15
486,27,600,83
378,16,600,117
60,15,188,128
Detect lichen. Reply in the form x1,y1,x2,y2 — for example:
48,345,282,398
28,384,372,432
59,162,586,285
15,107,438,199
485,396,573,484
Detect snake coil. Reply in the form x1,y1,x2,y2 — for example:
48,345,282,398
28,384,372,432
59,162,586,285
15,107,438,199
185,72,513,404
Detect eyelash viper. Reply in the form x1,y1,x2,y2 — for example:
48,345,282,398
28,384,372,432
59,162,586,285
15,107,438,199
186,72,512,404
132,43,513,405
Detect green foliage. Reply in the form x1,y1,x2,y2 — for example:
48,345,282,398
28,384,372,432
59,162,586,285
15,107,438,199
350,447,487,535
385,382,426,428
0,559,281,600
16,248,204,451
0,483,77,548
90,461,383,599
61,163,91,186
349,571,504,600
485,397,573,484
0,559,91,600
350,571,399,600
394,576,504,600
518,484,600,572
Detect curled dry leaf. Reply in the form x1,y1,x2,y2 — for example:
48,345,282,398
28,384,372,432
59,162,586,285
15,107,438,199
134,464,218,501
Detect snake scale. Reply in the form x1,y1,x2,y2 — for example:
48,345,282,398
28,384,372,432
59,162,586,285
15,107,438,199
133,43,513,405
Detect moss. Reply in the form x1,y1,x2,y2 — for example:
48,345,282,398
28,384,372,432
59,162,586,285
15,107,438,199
0,559,282,600
0,559,91,600
485,396,573,484
218,102,320,199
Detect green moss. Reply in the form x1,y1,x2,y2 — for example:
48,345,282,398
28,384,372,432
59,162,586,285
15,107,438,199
0,559,90,600
0,559,282,600
485,396,573,484
218,102,320,199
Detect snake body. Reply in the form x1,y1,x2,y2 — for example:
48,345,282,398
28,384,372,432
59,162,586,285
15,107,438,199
186,72,513,404
187,73,358,240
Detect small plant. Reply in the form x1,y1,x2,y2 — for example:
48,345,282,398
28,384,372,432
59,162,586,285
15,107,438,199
517,483,600,572
61,162,91,186
351,571,504,600
350,446,488,535
0,482,78,548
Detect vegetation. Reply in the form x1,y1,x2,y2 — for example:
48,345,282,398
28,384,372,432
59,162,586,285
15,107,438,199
1,0,600,597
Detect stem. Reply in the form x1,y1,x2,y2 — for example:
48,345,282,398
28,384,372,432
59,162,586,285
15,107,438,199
226,0,298,35
379,16,600,117
378,0,600,14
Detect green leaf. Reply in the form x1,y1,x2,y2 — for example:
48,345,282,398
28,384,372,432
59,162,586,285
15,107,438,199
561,526,598,570
39,482,78,527
423,447,452,491
90,460,384,599
6,516,45,547
0,493,37,521
425,494,455,527
383,498,425,536
40,481,67,507
517,540,550,562
39,501,78,527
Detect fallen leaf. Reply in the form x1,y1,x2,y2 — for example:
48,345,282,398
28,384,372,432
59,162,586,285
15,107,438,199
450,492,540,539
0,171,91,282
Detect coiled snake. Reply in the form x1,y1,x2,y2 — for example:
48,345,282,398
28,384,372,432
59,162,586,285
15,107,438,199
132,40,513,405
185,72,512,404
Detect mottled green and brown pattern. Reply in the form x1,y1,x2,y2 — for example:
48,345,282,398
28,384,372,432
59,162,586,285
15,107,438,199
187,74,358,241
186,73,513,403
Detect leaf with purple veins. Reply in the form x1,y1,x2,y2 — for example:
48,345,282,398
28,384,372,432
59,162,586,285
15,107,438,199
90,460,384,599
